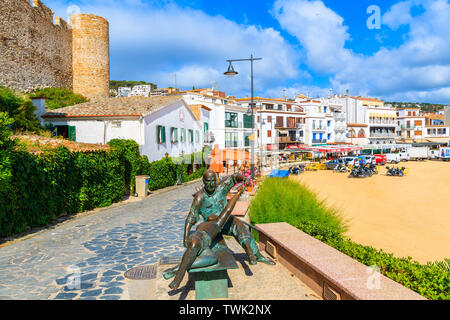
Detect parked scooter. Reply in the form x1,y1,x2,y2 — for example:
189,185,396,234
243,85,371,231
348,165,367,178
289,165,304,175
366,164,378,175
386,166,407,177
334,164,350,173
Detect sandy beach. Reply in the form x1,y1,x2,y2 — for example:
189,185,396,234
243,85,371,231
290,160,450,264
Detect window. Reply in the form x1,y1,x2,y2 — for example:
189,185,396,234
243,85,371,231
268,116,272,123
111,121,122,128
203,122,209,142
157,126,166,144
225,112,238,128
195,130,200,143
225,132,238,147
243,114,253,129
327,121,331,127
170,127,178,143
324,106,327,113
180,128,186,143
244,133,251,147
189,129,194,143
276,116,284,127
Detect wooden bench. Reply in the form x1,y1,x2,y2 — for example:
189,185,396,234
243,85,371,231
188,235,238,300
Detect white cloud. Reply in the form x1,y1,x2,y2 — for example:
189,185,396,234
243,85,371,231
47,0,300,96
273,0,450,103
382,1,415,30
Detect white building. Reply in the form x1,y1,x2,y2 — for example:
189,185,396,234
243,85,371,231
118,87,131,97
129,85,152,97
395,107,426,142
181,90,253,151
295,97,336,146
39,96,209,162
235,97,307,152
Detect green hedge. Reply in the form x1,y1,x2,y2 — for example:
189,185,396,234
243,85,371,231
250,178,450,300
0,121,206,237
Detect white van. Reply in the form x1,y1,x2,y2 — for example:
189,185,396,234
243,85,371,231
399,152,410,161
386,153,400,164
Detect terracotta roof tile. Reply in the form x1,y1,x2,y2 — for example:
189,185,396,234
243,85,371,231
42,96,183,118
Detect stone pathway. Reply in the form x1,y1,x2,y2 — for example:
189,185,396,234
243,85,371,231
0,183,198,300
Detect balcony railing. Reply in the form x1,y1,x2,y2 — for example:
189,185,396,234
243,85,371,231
400,125,416,130
369,120,397,125
277,136,298,143
312,139,327,144
370,133,397,138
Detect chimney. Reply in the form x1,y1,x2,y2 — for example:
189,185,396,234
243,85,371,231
31,97,47,125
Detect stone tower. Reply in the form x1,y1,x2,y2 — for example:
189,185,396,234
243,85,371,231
70,14,110,101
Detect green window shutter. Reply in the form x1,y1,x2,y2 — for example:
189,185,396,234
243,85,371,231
195,130,199,143
189,130,194,143
68,126,76,141
157,126,166,144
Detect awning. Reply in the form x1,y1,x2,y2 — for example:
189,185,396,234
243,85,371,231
425,137,450,143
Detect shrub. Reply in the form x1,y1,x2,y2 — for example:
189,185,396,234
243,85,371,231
250,177,347,237
108,139,141,194
0,87,40,132
249,178,450,300
30,87,88,110
143,157,177,191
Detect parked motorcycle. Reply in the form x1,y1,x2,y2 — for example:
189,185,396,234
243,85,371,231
386,166,407,177
348,166,367,178
334,164,350,173
366,164,378,175
289,165,304,175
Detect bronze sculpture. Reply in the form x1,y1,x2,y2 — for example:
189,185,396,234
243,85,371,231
184,170,274,265
163,185,244,289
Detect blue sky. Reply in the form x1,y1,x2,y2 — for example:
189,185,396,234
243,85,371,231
47,0,450,103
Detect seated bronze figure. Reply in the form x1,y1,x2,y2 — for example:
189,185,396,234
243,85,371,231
163,186,244,290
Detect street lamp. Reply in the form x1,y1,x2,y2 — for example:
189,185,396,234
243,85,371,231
224,55,262,180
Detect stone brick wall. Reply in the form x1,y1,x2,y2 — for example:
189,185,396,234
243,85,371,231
0,0,110,100
0,0,73,92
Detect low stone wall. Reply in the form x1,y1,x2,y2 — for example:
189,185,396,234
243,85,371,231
256,222,426,300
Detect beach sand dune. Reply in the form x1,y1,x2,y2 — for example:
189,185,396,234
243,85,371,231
291,161,450,264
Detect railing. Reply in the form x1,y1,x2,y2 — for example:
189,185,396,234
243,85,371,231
370,133,397,138
369,120,397,125
277,136,298,143
312,139,327,144
333,114,346,120
400,125,416,130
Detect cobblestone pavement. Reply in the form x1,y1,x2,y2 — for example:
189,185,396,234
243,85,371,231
0,183,200,300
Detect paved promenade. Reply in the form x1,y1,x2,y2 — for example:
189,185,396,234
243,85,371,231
0,180,319,300
0,183,195,300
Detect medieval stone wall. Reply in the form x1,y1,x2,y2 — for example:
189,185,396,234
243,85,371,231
0,0,73,92
0,0,110,100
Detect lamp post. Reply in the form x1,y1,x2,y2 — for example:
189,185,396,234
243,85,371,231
224,54,262,180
